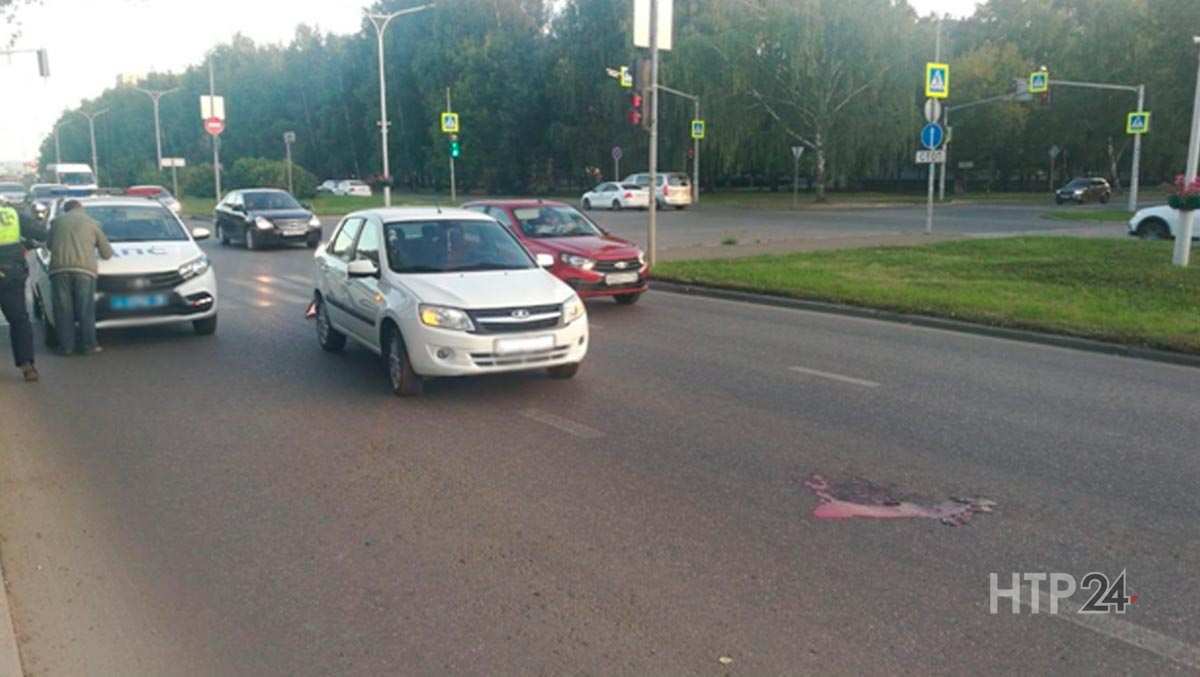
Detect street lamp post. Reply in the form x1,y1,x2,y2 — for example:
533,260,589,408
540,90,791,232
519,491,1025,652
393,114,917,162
366,4,435,207
1172,37,1200,267
133,87,180,172
75,108,109,186
52,122,62,164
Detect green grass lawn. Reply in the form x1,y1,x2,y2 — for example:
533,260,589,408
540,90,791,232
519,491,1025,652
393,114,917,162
1042,209,1134,222
654,237,1200,353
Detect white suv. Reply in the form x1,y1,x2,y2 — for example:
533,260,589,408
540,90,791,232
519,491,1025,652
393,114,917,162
311,208,588,396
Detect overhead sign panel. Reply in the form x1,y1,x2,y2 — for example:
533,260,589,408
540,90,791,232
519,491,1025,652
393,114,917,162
633,0,673,50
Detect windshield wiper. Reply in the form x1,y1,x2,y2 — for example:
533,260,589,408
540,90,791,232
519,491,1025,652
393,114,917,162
444,263,527,272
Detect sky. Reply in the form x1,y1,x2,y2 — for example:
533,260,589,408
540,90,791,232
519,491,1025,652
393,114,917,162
1,0,979,163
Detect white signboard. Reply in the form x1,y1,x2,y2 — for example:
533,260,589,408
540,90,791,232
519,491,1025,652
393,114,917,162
200,95,226,121
633,0,673,50
923,98,942,123
791,146,805,160
159,158,186,168
915,150,946,164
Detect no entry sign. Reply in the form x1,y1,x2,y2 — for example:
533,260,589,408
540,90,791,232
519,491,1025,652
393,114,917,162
204,117,225,136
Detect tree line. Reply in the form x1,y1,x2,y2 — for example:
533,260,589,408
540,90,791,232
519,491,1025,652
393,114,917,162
38,0,1200,199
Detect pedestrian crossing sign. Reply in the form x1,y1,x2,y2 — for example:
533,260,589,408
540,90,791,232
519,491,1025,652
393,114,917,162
1029,70,1048,94
925,62,949,99
691,120,705,140
1126,111,1150,135
440,112,459,134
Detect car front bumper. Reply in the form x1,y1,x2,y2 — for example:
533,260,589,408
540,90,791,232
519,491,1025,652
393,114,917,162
405,318,588,377
95,269,218,329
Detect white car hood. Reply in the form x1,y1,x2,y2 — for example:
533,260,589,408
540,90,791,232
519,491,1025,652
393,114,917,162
99,241,202,276
397,268,574,309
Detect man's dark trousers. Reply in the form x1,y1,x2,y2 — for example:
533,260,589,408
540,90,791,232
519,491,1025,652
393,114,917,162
51,272,98,353
0,272,35,367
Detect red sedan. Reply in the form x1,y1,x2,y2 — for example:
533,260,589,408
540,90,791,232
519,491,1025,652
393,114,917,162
463,199,648,304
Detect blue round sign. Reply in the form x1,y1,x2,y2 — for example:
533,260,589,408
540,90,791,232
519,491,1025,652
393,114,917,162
921,123,944,150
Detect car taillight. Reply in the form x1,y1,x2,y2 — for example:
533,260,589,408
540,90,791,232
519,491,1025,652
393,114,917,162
624,192,632,198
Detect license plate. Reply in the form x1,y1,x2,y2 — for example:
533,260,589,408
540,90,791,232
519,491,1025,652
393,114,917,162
284,228,307,236
494,335,555,356
605,272,639,285
110,294,169,310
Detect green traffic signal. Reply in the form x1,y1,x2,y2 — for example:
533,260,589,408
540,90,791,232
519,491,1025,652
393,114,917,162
450,137,461,158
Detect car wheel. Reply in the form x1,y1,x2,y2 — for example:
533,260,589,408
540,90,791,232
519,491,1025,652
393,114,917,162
547,362,580,379
193,315,218,335
1099,193,1110,204
316,298,346,352
1055,197,1064,205
306,233,320,249
385,328,424,397
612,199,622,211
218,224,230,245
245,227,259,251
614,292,642,305
675,205,687,210
582,198,592,211
1136,219,1171,240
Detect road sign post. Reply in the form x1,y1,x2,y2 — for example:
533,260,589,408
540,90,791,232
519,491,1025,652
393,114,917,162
445,88,457,202
160,158,185,198
791,145,805,209
919,121,944,234
612,145,622,181
690,116,704,204
283,131,296,195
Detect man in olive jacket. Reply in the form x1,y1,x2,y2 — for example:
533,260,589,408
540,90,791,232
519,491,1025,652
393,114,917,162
0,199,49,381
48,200,113,355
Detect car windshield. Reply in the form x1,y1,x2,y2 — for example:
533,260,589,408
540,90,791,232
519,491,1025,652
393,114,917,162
244,191,302,211
0,183,22,192
384,219,535,273
83,205,189,242
59,172,95,186
512,206,602,238
1065,179,1089,189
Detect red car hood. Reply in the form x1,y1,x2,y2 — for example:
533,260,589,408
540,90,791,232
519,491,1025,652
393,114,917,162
533,235,641,260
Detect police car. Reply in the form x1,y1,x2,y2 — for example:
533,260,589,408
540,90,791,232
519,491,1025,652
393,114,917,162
30,196,218,341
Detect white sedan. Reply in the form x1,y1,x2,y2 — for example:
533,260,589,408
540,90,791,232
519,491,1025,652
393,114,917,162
335,180,373,197
1128,205,1200,240
581,182,650,211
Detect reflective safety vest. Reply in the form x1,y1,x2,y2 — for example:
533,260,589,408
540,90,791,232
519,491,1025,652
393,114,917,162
0,206,20,246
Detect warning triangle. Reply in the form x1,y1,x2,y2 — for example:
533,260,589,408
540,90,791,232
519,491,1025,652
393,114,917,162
930,71,945,91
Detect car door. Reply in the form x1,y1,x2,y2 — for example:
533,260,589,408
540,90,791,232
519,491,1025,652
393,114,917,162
596,183,616,207
318,217,364,331
343,217,384,346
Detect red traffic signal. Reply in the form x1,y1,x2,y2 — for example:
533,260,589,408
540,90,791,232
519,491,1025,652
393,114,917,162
628,92,644,126
687,147,695,159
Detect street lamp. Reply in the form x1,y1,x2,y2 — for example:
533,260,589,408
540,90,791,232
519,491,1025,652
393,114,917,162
366,3,435,207
127,83,180,171
74,108,109,186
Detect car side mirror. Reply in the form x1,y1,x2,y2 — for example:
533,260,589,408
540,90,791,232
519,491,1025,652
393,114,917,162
231,204,245,213
347,258,380,278
535,253,555,268
191,227,212,240
302,202,313,211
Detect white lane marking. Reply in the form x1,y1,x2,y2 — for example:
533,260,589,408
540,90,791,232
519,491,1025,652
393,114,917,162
225,278,311,305
0,547,23,677
520,408,603,439
1026,588,1200,671
788,365,880,388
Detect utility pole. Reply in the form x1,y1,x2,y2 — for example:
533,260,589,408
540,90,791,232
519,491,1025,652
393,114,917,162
925,17,941,234
134,87,179,172
1048,78,1145,210
209,56,222,199
283,131,296,194
647,0,660,265
74,108,108,186
52,122,61,165
367,4,435,208
1172,37,1200,268
446,87,456,202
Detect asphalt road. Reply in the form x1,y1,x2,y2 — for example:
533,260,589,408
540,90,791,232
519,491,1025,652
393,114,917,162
1,231,1197,675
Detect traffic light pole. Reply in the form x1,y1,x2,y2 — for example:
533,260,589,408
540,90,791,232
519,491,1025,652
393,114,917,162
447,87,456,203
647,0,660,266
657,83,701,206
1048,79,1144,211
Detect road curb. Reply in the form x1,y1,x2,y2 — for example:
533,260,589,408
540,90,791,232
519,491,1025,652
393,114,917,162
650,280,1200,370
0,549,24,677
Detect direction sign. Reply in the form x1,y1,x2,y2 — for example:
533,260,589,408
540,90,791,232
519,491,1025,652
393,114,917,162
925,62,949,99
1126,111,1151,135
920,122,944,150
619,66,633,89
283,131,296,144
915,150,946,164
203,117,225,136
1029,70,1049,94
440,112,459,134
923,98,942,123
791,146,805,160
612,146,623,161
690,119,705,140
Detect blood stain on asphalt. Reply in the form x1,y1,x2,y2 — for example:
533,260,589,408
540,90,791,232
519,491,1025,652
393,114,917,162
803,474,995,526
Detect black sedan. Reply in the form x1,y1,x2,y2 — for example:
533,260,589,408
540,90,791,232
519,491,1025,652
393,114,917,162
214,188,322,250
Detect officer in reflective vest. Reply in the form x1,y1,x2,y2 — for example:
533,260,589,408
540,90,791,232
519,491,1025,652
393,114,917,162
0,200,49,382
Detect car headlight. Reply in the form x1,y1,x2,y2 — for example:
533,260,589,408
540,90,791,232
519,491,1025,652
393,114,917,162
637,251,646,266
178,255,210,280
255,216,274,230
560,253,595,270
419,304,474,331
562,296,585,325
1073,189,1084,195
308,215,321,227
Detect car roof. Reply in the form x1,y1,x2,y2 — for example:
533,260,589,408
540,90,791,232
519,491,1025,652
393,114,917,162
347,207,494,222
128,185,168,191
66,196,171,208
462,199,571,209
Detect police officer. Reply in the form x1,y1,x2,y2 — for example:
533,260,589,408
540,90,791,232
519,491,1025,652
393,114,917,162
0,198,48,382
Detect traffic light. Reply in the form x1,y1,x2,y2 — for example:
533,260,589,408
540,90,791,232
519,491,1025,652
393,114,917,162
36,49,50,78
628,92,643,127
449,134,461,158
687,147,694,160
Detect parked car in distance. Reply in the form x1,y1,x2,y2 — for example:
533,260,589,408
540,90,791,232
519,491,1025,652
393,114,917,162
311,207,588,396
1055,177,1111,205
126,185,182,215
622,172,693,209
0,181,26,203
317,179,340,194
335,180,373,197
214,188,322,250
580,182,650,211
463,199,648,304
1128,205,1200,240
30,196,217,340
